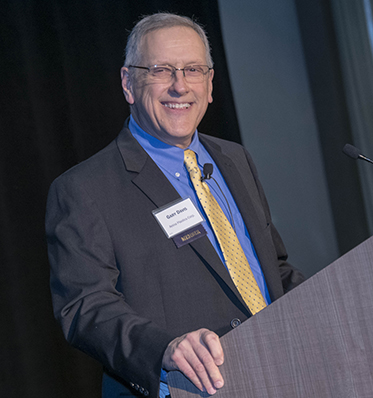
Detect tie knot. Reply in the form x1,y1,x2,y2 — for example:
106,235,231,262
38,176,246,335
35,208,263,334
184,149,202,180
184,149,196,161
184,149,198,172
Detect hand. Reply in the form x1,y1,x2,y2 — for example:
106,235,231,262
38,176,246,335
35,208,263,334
162,328,224,395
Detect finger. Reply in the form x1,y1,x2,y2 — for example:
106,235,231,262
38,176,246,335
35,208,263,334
182,343,219,394
200,330,224,366
171,349,205,392
162,330,224,394
168,334,219,394
191,335,224,391
162,335,206,392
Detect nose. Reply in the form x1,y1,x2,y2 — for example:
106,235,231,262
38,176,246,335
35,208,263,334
169,69,189,95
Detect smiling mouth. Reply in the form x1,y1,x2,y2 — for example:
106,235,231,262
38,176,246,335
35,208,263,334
162,102,191,109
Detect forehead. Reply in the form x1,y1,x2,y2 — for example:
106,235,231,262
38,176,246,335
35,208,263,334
139,26,207,65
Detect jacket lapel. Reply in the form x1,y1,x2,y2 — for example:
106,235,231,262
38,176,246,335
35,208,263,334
116,126,180,207
115,125,266,311
199,135,267,243
200,135,281,302
115,126,232,288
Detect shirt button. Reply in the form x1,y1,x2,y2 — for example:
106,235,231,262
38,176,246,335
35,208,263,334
175,172,180,177
230,318,241,328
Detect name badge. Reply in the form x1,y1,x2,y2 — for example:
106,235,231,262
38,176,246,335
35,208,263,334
152,198,205,239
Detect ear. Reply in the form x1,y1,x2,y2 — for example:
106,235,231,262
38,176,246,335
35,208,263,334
121,67,135,105
208,69,214,104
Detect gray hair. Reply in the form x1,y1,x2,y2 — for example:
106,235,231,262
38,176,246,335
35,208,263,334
124,13,213,68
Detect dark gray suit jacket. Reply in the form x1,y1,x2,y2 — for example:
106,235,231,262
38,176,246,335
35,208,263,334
46,123,304,397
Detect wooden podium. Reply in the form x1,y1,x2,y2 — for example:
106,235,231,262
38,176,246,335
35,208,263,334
168,237,373,397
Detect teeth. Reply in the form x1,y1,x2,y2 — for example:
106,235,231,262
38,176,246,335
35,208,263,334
164,103,191,109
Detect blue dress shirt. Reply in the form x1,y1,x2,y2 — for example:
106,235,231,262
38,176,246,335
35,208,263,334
128,116,271,396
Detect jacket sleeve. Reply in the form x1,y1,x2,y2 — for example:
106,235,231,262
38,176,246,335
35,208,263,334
46,174,173,398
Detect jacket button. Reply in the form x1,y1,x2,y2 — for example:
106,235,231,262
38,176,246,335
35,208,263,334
230,318,241,328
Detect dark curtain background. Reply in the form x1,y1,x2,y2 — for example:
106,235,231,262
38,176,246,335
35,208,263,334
0,1,240,397
2,0,370,397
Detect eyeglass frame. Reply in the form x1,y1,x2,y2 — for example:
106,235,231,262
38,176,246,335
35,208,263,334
128,64,213,82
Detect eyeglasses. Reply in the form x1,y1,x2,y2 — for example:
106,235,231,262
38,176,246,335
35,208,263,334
128,64,212,83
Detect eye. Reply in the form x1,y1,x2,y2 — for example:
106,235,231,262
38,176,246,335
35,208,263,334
152,66,171,74
187,66,202,74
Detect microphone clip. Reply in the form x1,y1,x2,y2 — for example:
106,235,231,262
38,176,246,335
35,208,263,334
201,163,213,181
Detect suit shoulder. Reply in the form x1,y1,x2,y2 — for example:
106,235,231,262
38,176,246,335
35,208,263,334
50,138,121,189
199,133,256,166
199,133,244,150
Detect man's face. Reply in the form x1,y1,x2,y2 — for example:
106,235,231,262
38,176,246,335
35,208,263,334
121,26,214,148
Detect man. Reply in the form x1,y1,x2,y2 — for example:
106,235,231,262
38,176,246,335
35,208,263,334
46,13,304,398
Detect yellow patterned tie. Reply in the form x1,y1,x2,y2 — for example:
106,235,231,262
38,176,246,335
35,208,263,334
184,149,266,315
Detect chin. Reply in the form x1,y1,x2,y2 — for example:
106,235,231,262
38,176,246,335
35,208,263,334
171,132,194,142
166,124,195,137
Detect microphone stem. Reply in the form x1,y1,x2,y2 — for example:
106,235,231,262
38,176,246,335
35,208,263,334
359,155,373,165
